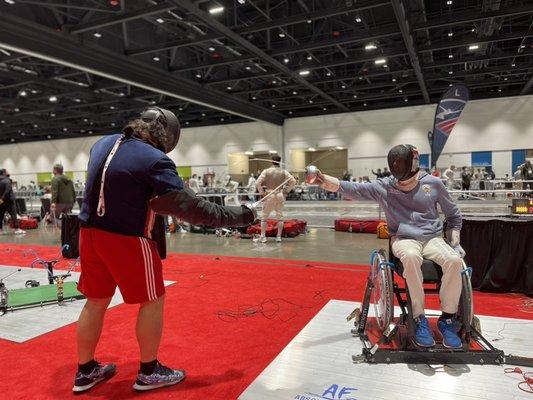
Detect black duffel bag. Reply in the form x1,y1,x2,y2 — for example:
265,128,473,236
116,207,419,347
61,214,80,258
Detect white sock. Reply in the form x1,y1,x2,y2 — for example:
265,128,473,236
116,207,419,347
260,220,267,237
277,221,284,238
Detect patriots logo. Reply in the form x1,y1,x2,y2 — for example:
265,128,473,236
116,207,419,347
435,117,459,136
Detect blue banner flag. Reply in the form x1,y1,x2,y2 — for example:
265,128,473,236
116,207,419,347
430,84,470,167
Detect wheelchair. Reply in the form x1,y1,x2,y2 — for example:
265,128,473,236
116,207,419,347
349,240,507,365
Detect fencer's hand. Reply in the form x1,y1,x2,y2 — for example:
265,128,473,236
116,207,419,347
453,244,466,258
305,165,324,185
306,165,340,192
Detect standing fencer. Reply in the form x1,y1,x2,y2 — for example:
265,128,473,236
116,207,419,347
255,155,296,243
75,107,256,394
307,144,465,349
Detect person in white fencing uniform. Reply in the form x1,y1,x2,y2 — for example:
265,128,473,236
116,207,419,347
188,174,200,194
443,165,455,190
224,175,240,206
246,173,257,202
307,144,465,350
255,155,296,243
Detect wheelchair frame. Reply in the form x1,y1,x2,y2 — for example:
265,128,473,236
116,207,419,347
349,248,514,365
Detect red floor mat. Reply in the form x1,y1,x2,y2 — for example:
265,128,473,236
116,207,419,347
0,243,530,400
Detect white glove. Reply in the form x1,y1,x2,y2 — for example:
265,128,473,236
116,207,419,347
306,166,340,192
446,229,465,258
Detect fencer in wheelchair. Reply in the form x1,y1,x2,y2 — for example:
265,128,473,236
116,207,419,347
307,144,472,350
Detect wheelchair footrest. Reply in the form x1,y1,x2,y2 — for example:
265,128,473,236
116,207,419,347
359,347,505,365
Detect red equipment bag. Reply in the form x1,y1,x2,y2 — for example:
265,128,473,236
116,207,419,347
10,217,39,229
246,219,307,238
334,219,384,234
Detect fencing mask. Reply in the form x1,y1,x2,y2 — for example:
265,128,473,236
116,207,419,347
139,107,180,153
387,144,420,181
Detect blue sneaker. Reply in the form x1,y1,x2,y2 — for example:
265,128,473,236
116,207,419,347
72,362,116,393
438,318,463,349
133,361,186,391
414,315,435,347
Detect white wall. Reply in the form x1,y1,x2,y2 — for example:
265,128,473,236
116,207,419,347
0,95,531,185
283,95,533,177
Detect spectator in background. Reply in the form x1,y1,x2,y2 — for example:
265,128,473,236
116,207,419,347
521,161,533,192
0,169,24,235
382,167,391,177
188,174,200,194
460,167,471,198
342,170,352,181
51,164,76,222
372,168,384,179
444,165,455,190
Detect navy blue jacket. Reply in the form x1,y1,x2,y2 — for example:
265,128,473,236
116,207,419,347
80,134,255,238
79,134,183,236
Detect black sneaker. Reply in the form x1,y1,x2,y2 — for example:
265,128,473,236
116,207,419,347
133,362,185,391
72,362,116,393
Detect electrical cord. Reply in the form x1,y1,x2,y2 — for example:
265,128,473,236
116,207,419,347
504,367,533,393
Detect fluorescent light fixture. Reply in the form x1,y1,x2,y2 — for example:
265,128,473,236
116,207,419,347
284,58,289,63
383,64,388,68
309,100,313,103
156,18,164,23
33,124,38,128
153,56,160,61
14,107,19,112
341,85,346,89
398,89,403,93
272,80,277,84
268,150,278,154
365,43,377,51
21,132,25,136
47,135,51,139
195,73,202,78
10,138,14,142
278,32,285,38
323,107,327,111
19,90,27,97
4,0,15,5
511,63,516,67
245,151,254,155
448,71,453,75
448,31,453,37
220,117,225,121
0,48,11,56
308,147,316,152
307,19,312,24
238,0,246,4
292,91,298,95
471,28,476,32
30,90,37,94
209,6,224,14
208,47,215,51
74,98,81,102
83,118,88,122
0,120,4,124
49,96,58,102
24,69,33,74
271,104,276,108
226,86,232,90
498,88,502,92
404,98,408,102
353,94,357,98
63,127,68,131
245,66,251,70
288,111,293,114
326,72,331,76
374,58,386,65
111,122,116,126
93,32,102,38
448,53,453,59
355,16,362,23
252,96,257,100
50,113,56,117
109,106,115,109
520,44,525,49
307,55,312,60
468,45,479,50
446,0,452,5
185,121,190,125
299,70,310,76
392,77,396,82
363,102,367,106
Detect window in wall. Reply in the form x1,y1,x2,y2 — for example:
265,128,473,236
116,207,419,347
471,151,492,167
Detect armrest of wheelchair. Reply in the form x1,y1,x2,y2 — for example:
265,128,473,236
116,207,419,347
394,259,443,283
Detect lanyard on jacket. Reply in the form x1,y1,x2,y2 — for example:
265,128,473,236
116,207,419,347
96,136,124,217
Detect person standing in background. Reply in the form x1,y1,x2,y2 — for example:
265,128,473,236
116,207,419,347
372,168,384,179
443,165,455,190
188,174,200,194
460,167,471,198
382,167,391,177
51,164,76,223
0,169,25,235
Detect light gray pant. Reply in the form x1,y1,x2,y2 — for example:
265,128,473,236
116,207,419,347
391,237,463,318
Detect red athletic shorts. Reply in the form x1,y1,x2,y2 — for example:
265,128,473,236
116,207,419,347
78,227,165,304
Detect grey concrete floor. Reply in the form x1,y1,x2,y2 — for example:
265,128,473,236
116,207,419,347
0,227,383,265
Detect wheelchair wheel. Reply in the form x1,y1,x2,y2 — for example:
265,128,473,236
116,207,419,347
457,261,473,331
370,249,394,331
